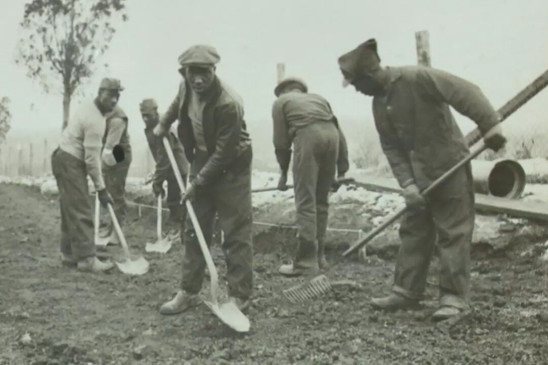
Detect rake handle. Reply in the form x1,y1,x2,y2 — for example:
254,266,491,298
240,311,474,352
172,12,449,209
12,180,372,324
343,141,488,257
107,203,132,259
162,138,220,301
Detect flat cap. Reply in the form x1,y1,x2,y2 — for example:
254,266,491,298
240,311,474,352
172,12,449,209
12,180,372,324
178,45,221,67
338,38,381,87
99,77,124,91
139,98,158,113
274,76,308,97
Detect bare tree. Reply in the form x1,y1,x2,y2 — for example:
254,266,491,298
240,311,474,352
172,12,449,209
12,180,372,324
15,0,128,129
0,97,12,144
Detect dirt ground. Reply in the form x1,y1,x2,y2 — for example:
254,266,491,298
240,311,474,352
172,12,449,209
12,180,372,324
2,183,548,364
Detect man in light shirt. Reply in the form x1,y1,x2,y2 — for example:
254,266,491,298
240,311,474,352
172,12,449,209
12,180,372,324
154,45,254,314
51,78,124,272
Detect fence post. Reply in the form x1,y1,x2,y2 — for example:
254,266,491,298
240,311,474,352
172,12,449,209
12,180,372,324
43,139,48,175
415,30,431,67
277,63,286,83
29,143,34,177
17,145,23,176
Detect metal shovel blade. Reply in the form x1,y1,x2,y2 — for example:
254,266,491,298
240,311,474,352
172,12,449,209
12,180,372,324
115,256,150,276
145,236,173,253
204,300,250,333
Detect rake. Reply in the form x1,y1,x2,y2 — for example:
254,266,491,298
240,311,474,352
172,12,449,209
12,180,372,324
283,67,548,303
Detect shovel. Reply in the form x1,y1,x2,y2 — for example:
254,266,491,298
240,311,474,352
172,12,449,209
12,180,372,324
163,137,250,333
106,203,150,276
145,195,173,254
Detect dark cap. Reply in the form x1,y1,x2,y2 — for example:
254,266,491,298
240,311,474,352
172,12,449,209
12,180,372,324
338,38,381,87
274,76,308,97
99,77,124,91
178,45,221,67
139,98,158,113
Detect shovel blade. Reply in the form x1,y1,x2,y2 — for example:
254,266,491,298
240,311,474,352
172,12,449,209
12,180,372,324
115,256,150,276
145,237,173,253
204,301,250,333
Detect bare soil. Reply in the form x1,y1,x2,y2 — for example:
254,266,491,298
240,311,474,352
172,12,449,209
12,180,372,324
2,183,548,364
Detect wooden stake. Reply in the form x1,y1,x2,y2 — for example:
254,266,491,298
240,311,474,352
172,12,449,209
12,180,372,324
277,63,286,83
29,143,34,176
43,139,48,175
415,31,431,67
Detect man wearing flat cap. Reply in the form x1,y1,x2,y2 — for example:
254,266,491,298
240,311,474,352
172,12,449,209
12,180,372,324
51,77,126,272
338,39,507,320
153,45,253,314
272,76,349,276
97,79,132,245
140,98,189,233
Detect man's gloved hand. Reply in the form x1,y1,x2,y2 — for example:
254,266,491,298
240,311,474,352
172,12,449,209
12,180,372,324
483,124,507,152
182,182,197,203
152,181,165,197
97,189,113,207
153,123,167,137
402,183,425,209
277,171,289,191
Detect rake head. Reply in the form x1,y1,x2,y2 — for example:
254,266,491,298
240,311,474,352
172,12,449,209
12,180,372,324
283,274,333,303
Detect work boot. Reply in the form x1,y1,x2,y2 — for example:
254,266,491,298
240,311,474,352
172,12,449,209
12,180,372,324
160,290,201,315
370,293,421,311
432,306,463,321
229,296,250,312
77,257,114,273
61,253,77,267
317,239,329,270
279,237,319,277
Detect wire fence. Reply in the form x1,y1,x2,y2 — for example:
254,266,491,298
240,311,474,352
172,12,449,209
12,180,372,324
0,139,156,178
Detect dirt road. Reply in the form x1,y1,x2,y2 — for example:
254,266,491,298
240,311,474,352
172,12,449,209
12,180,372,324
1,183,548,364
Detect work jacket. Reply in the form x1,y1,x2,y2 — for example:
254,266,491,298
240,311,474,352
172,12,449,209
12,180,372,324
160,77,252,186
372,66,499,190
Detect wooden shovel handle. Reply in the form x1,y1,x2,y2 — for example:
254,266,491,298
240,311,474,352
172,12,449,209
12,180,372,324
107,203,132,259
162,138,220,301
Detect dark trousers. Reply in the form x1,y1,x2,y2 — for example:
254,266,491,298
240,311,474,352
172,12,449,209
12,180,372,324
166,174,187,225
393,165,475,309
102,153,131,231
181,151,253,299
292,121,338,268
51,149,96,260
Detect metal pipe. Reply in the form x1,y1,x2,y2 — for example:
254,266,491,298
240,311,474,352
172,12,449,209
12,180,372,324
471,159,525,199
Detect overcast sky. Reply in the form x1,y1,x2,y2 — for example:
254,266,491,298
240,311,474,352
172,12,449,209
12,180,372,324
0,0,547,142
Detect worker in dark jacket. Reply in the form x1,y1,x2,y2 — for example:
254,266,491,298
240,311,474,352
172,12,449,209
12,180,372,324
51,78,124,272
140,98,189,234
338,38,507,320
99,101,132,245
272,77,349,276
154,45,253,314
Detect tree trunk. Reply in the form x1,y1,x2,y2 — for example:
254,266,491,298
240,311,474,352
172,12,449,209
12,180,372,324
62,91,71,130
